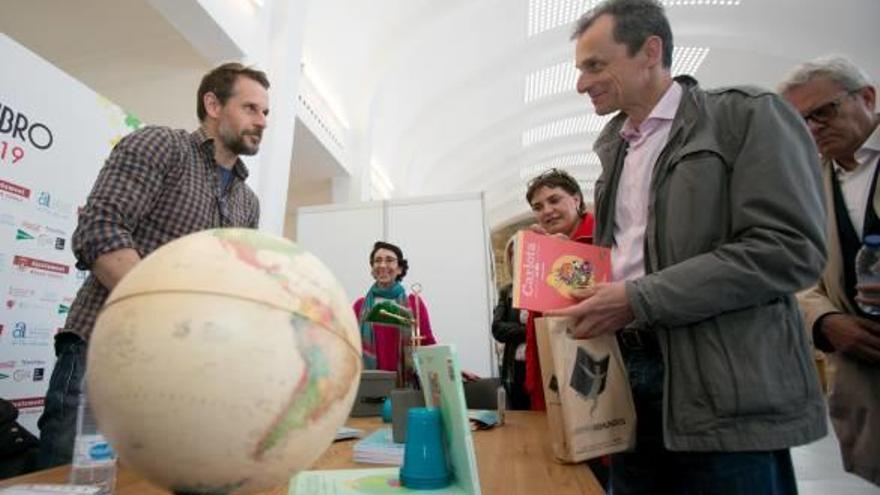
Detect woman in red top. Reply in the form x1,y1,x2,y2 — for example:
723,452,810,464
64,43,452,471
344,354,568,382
522,169,595,410
522,169,607,488
353,241,436,371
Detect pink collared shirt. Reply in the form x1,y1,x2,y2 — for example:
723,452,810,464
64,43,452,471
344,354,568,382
612,82,683,282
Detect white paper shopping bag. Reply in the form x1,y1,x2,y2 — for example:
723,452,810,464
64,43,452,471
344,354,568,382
535,317,636,462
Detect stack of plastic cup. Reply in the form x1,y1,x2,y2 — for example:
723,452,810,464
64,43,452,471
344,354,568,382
399,407,451,489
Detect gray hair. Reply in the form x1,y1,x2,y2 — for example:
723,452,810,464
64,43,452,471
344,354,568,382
778,55,873,94
570,0,673,69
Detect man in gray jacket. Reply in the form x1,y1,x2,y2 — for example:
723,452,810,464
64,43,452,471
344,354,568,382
781,56,880,487
549,0,828,493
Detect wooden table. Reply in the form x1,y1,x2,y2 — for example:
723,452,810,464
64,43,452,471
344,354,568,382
0,411,604,494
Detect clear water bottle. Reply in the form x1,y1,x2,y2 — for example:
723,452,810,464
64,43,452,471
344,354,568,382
856,234,880,316
496,386,506,426
70,382,117,494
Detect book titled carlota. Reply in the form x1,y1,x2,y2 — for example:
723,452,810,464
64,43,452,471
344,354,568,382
512,230,612,312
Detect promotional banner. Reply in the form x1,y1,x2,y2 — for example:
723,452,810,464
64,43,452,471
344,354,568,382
0,34,140,433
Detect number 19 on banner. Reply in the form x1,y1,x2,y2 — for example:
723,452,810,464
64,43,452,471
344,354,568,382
0,141,25,164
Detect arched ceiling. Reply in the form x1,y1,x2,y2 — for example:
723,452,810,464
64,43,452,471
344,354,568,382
4,0,878,230
302,0,880,227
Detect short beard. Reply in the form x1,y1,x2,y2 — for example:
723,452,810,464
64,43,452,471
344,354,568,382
219,126,261,156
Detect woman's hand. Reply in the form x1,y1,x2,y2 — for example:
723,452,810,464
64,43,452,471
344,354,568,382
526,224,568,241
461,370,481,382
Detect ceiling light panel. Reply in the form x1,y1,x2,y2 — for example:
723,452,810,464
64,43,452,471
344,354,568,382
528,0,741,37
522,114,610,147
519,152,601,179
524,46,710,103
527,0,589,38
664,0,740,5
524,62,578,103
671,46,710,77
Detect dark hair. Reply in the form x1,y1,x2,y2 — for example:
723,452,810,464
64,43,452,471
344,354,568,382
197,62,270,122
571,0,673,69
525,168,586,216
369,241,409,281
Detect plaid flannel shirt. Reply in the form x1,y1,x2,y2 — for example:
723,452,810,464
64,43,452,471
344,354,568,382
64,126,260,341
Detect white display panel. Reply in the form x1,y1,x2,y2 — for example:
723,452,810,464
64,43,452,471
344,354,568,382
0,34,138,433
296,201,384,308
386,194,494,377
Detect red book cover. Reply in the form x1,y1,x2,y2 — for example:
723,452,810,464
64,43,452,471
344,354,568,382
512,230,612,312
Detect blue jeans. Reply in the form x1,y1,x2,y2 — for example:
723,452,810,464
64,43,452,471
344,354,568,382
610,348,798,495
36,333,86,469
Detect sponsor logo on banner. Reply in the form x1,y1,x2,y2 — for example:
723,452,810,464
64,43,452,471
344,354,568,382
40,235,64,250
10,397,45,409
7,286,35,299
15,222,67,251
45,226,66,237
57,304,69,315
0,179,31,201
38,290,61,303
13,369,31,382
10,321,53,347
0,373,8,380
6,299,52,312
35,191,74,220
13,255,70,279
10,359,48,382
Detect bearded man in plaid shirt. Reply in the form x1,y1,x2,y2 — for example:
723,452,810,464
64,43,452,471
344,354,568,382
37,63,270,468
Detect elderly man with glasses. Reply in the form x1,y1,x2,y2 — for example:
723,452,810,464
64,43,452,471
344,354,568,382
781,56,880,487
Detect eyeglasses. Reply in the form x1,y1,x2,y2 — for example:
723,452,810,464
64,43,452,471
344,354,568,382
527,168,576,189
801,91,854,125
372,257,398,266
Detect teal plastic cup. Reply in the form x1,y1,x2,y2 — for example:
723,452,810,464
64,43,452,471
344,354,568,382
381,397,393,423
399,407,451,489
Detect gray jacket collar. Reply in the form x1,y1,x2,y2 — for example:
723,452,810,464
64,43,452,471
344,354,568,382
593,75,700,161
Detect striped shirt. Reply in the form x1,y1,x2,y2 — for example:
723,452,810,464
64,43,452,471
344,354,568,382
65,126,260,341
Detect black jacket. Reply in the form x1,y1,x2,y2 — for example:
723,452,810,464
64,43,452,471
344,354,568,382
491,285,526,396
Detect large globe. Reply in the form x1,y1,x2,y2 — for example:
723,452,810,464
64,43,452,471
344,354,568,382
86,228,362,494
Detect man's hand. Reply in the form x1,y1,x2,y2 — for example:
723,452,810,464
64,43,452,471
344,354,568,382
855,282,880,309
92,248,141,290
820,313,880,363
545,282,635,339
